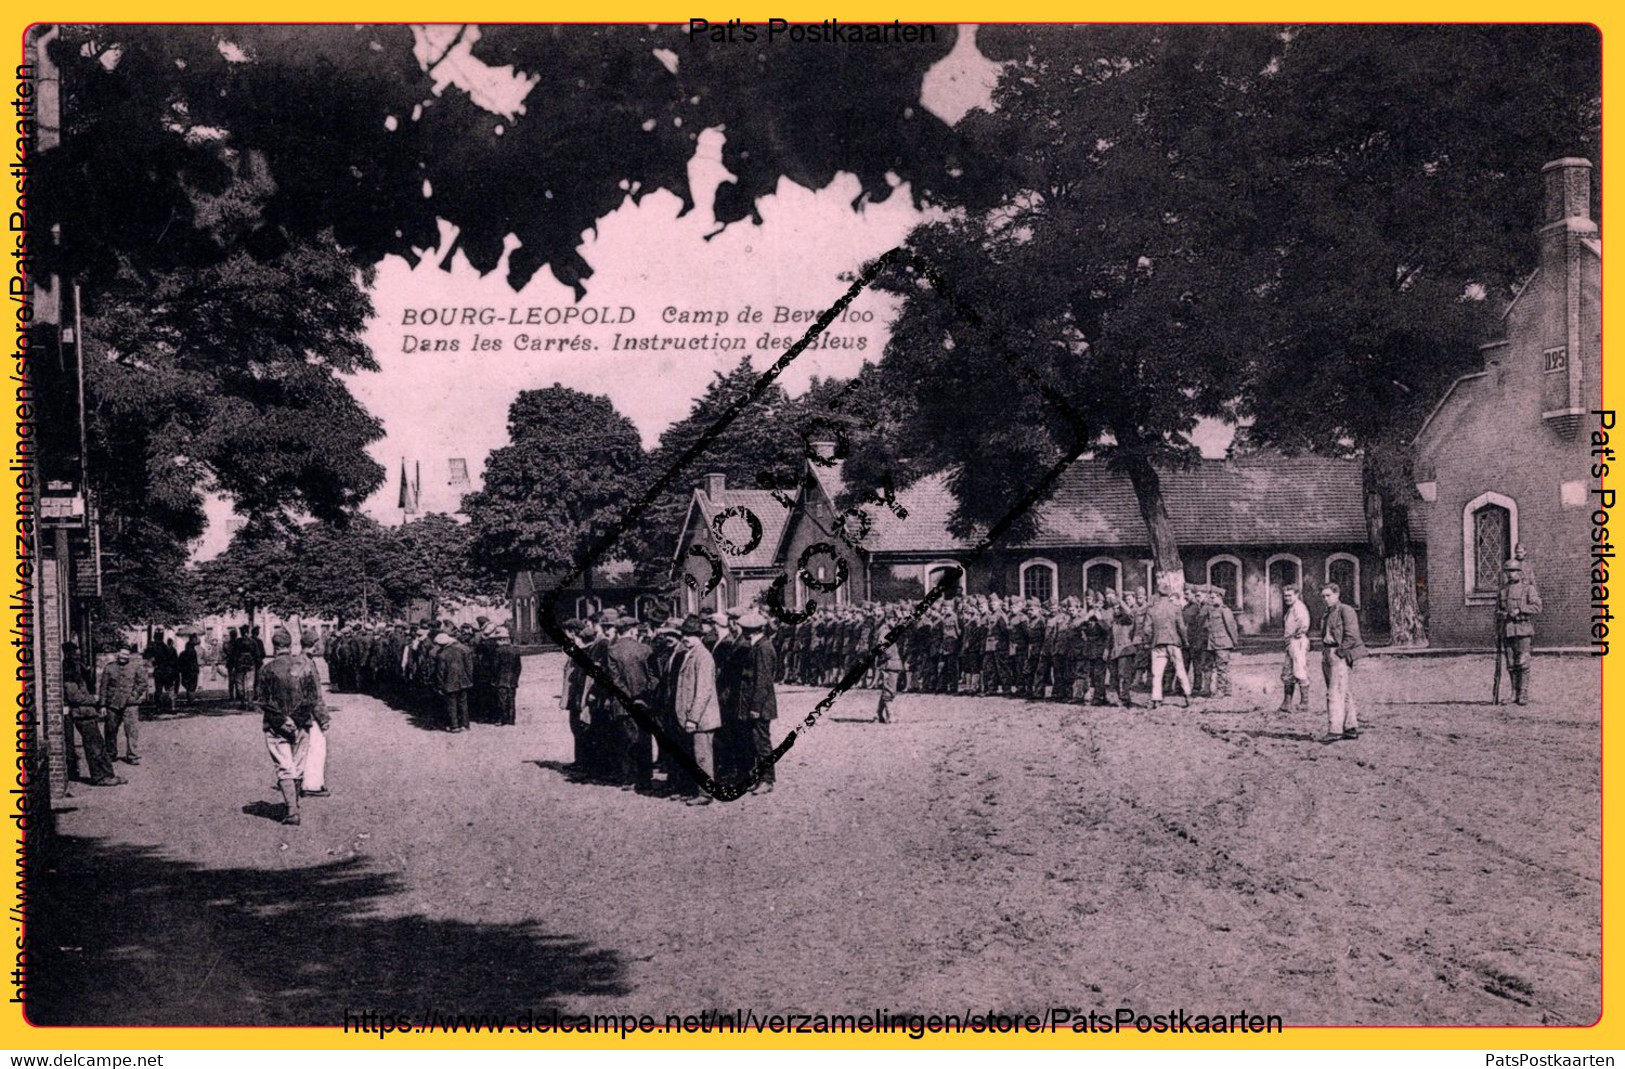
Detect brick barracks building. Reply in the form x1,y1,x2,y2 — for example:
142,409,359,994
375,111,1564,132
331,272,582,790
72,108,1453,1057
1413,158,1602,648
674,444,1397,639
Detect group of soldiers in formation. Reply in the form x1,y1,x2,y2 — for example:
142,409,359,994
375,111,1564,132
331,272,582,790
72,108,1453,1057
56,551,1542,815
776,586,1245,714
324,617,525,732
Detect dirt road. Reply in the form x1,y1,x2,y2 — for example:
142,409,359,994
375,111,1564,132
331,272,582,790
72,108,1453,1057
29,651,1599,1028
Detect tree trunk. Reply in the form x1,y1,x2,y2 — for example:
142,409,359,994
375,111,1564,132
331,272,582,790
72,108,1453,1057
1384,551,1421,643
1363,454,1423,644
1120,451,1184,595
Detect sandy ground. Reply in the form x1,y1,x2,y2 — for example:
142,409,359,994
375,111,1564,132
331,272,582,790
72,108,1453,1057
28,651,1600,1028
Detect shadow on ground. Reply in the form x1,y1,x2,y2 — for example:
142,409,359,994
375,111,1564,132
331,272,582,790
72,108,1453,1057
27,836,629,1026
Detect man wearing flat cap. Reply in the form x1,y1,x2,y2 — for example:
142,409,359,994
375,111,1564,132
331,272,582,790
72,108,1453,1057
561,618,596,774
488,626,523,725
1498,557,1543,705
595,609,654,788
255,627,327,825
98,644,148,766
433,629,475,732
732,610,779,793
673,614,720,799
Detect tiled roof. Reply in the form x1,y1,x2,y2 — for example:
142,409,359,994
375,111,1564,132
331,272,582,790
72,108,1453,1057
866,455,1371,554
686,487,793,570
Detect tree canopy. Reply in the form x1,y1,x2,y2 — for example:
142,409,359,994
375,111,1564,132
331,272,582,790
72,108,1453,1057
462,386,646,583
38,22,984,625
860,23,1599,619
192,512,502,621
864,26,1281,567
40,23,982,295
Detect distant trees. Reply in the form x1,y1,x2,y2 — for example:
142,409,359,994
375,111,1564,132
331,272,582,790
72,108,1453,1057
192,513,502,622
461,387,646,583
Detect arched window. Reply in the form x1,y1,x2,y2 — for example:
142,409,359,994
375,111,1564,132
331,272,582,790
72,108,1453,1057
1018,558,1058,603
1463,492,1518,600
1326,553,1361,607
1206,554,1243,609
1083,557,1123,597
574,595,601,620
1264,554,1303,623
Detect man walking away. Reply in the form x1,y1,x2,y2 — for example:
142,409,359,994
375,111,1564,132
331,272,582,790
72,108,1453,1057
229,628,257,707
179,636,201,705
1146,580,1192,709
433,631,474,732
256,627,327,825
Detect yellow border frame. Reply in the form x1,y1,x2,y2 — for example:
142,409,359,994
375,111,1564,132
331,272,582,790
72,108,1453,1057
2,7,1618,1051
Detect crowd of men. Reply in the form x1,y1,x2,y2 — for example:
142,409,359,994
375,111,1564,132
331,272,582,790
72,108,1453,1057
776,584,1247,712
559,605,776,800
56,552,1538,814
326,616,523,732
547,573,1394,791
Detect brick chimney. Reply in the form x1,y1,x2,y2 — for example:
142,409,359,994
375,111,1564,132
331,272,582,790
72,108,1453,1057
1538,157,1595,436
703,472,726,499
809,439,838,461
1541,157,1593,230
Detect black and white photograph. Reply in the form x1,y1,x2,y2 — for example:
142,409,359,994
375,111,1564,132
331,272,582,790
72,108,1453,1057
13,22,1604,1034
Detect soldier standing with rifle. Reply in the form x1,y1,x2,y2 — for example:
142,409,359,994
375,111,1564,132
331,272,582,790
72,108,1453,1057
1497,558,1543,705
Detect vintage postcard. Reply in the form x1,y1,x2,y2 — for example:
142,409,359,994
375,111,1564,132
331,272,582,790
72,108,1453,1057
2,13,1615,1059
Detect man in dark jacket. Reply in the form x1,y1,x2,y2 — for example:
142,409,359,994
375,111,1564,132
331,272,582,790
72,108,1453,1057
711,612,742,780
1320,582,1366,741
1146,582,1192,709
66,673,123,787
489,626,523,726
596,609,653,788
179,636,201,704
1106,590,1140,707
432,631,474,732
733,610,779,794
147,631,179,714
1182,588,1210,697
256,627,328,825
